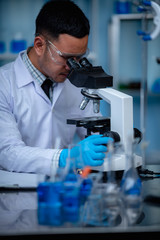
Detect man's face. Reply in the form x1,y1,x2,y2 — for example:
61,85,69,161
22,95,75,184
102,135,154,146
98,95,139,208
35,34,88,82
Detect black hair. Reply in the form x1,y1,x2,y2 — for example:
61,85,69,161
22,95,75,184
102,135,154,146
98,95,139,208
35,0,90,39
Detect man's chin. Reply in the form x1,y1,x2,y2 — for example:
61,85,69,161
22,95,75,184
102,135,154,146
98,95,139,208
57,74,68,82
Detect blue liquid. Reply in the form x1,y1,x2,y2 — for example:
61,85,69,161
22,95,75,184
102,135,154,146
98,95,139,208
62,174,80,223
80,178,92,204
37,181,63,226
120,168,142,196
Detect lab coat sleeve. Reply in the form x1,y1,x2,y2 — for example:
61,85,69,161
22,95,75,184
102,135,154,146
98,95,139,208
0,84,58,175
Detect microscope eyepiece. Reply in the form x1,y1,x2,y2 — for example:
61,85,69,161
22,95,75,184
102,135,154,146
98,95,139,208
67,57,92,70
67,58,80,70
79,57,92,68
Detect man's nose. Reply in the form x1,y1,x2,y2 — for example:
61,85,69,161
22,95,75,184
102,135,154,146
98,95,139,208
65,63,71,71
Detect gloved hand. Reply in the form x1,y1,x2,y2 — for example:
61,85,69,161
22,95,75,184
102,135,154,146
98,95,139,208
59,135,113,168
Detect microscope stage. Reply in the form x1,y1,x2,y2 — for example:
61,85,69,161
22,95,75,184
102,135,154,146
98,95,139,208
67,116,110,127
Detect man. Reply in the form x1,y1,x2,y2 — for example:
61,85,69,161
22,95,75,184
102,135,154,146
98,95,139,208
0,1,110,176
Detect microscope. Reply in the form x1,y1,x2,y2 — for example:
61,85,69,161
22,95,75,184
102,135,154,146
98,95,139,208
66,58,142,172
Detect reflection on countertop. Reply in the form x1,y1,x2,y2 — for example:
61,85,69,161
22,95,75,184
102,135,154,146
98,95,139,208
0,165,160,237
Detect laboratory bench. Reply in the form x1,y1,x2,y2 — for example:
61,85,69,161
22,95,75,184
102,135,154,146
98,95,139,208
0,165,160,239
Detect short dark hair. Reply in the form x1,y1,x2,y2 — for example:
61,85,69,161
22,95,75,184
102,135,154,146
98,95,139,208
35,0,90,39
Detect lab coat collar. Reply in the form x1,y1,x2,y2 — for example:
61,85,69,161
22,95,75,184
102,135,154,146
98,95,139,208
14,51,68,107
13,51,51,105
14,51,35,88
13,51,66,107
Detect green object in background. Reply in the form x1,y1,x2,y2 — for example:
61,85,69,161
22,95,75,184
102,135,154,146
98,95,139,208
118,82,141,90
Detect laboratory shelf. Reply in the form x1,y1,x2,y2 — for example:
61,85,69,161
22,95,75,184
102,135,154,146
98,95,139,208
0,53,17,61
111,13,153,21
119,89,160,98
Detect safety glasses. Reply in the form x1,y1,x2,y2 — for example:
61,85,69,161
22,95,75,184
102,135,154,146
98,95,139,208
47,40,89,66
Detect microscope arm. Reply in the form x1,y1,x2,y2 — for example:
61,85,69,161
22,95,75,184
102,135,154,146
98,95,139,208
95,88,133,148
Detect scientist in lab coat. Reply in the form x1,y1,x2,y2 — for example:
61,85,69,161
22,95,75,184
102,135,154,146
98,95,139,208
0,1,110,176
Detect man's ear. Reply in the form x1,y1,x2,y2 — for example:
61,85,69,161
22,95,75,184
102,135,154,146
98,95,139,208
34,36,46,56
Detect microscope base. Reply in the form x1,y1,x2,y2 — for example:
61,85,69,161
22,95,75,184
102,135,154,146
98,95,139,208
91,154,142,172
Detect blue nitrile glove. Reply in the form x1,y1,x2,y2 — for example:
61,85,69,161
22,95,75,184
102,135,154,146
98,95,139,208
59,135,113,168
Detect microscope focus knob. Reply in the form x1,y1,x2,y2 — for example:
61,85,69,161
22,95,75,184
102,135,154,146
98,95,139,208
103,131,120,143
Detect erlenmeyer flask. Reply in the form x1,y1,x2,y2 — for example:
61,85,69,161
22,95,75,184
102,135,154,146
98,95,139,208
102,141,121,226
62,144,81,225
120,136,142,226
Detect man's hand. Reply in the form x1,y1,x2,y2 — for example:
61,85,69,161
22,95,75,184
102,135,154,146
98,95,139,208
59,135,113,168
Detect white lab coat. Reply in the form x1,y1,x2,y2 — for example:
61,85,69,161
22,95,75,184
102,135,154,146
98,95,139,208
0,51,98,175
